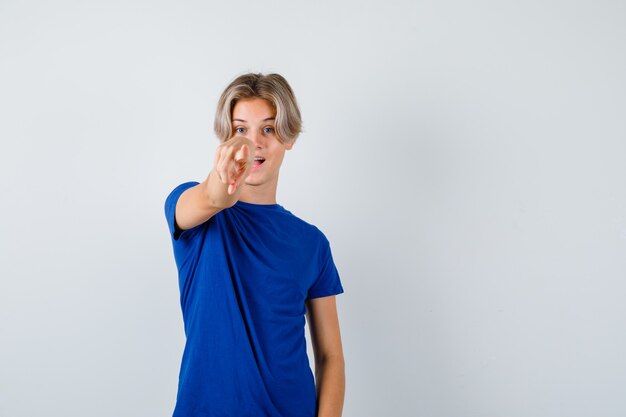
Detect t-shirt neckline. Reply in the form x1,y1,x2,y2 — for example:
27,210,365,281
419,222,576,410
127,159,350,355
234,200,283,210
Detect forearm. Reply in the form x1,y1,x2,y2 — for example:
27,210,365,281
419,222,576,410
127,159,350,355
315,356,345,417
205,168,241,208
174,170,238,231
178,135,253,230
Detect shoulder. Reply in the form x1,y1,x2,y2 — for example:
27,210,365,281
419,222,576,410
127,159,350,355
278,207,330,246
164,181,201,214
164,181,204,241
165,181,200,202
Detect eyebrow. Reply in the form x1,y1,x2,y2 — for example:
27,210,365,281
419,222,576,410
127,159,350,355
232,117,275,122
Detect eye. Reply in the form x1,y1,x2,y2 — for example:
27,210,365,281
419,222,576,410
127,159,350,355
263,127,274,134
235,127,245,134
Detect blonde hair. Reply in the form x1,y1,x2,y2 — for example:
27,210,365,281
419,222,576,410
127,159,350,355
214,73,302,145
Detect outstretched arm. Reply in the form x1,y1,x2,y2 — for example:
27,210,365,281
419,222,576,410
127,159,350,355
175,135,253,231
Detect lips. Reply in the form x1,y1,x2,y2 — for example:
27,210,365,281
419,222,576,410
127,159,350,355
253,156,265,167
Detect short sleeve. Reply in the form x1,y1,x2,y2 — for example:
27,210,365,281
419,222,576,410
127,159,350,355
306,238,344,300
164,181,203,241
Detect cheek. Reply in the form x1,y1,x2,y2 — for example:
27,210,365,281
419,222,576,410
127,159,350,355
272,151,286,163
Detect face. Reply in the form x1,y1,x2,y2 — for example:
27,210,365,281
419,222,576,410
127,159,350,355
231,97,293,190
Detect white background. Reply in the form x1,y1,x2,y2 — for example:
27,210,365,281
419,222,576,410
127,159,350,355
1,1,625,416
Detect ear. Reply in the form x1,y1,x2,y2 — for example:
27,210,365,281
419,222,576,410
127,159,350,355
284,141,294,150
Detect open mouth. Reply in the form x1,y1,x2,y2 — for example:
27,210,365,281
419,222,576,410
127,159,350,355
253,156,266,167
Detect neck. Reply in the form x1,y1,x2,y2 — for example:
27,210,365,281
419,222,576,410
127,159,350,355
237,182,278,205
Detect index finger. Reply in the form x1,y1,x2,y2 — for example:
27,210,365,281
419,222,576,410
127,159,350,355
234,143,249,162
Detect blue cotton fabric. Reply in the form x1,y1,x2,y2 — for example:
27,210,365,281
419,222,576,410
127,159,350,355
164,181,345,417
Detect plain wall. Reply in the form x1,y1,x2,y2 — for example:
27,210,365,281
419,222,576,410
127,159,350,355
1,0,625,416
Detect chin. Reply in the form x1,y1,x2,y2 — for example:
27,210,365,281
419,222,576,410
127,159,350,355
244,177,262,186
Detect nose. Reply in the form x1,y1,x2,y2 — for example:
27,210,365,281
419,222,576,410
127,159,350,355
247,130,264,148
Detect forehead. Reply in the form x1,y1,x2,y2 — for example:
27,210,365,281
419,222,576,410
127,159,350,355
232,97,275,121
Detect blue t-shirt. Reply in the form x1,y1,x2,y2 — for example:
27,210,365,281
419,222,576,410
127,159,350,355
164,181,345,417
